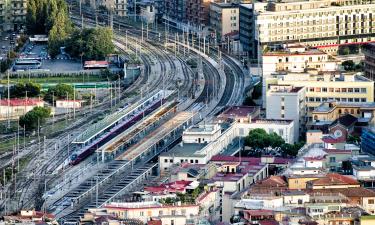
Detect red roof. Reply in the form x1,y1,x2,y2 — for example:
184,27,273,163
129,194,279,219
310,173,359,186
211,155,261,164
324,149,352,154
211,155,290,164
259,220,279,225
0,98,43,106
304,156,325,161
244,210,274,217
322,136,343,144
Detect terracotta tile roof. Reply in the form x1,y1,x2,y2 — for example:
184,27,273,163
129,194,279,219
243,210,274,217
309,173,359,186
259,220,279,225
308,187,375,198
330,114,358,128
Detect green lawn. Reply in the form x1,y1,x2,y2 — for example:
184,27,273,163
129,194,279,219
0,75,108,84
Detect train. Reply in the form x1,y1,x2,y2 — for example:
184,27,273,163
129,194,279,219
69,99,165,165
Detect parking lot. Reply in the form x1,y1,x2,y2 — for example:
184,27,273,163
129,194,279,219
18,43,83,72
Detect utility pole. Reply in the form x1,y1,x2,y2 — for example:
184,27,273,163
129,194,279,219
7,70,10,129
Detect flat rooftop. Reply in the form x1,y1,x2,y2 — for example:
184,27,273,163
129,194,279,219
160,143,207,158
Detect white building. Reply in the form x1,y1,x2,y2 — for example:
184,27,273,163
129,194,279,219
282,191,310,206
159,119,295,172
182,124,221,144
55,100,84,109
262,45,339,77
0,98,44,121
266,84,306,140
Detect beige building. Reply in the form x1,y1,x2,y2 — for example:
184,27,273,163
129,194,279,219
312,101,375,124
0,0,27,31
262,44,339,105
210,2,239,41
245,0,375,58
266,72,374,121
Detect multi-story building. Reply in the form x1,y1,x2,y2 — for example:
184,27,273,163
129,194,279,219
262,44,339,105
96,0,127,17
210,2,239,41
266,72,374,121
311,101,375,125
186,0,211,32
240,0,375,60
266,84,306,140
165,0,187,27
0,0,27,32
362,128,375,156
363,43,375,81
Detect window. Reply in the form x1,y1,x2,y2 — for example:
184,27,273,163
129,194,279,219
171,210,176,216
316,97,321,102
170,159,173,163
281,114,284,118
355,88,360,93
180,159,184,163
354,98,360,102
329,157,336,163
140,211,144,216
348,98,353,102
369,199,374,204
281,106,285,110
341,98,347,102
341,88,347,92
164,159,168,163
159,210,163,215
190,160,194,163
335,88,340,92
361,88,367,93
348,88,353,93
361,98,367,102
309,87,315,92
322,87,327,92
182,209,186,215
329,88,334,92
195,160,198,163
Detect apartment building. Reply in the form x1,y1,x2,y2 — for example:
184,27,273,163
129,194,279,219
186,0,211,31
210,2,239,41
363,43,375,81
240,0,375,60
0,0,27,32
266,72,374,121
266,84,306,140
96,0,127,16
262,44,339,105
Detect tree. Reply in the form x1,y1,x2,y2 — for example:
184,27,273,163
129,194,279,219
44,83,75,103
48,8,72,57
244,128,304,157
8,82,41,98
252,82,262,99
66,27,115,60
342,60,355,71
19,106,51,131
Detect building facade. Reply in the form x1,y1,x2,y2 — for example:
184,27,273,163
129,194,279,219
363,43,375,81
362,128,375,156
210,2,239,41
266,85,306,140
0,0,27,32
267,73,375,121
241,0,375,60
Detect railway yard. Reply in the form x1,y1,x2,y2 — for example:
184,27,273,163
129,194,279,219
0,1,252,223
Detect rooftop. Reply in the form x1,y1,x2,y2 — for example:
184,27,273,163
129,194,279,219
309,173,359,186
0,98,43,106
160,143,207,157
263,48,326,57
